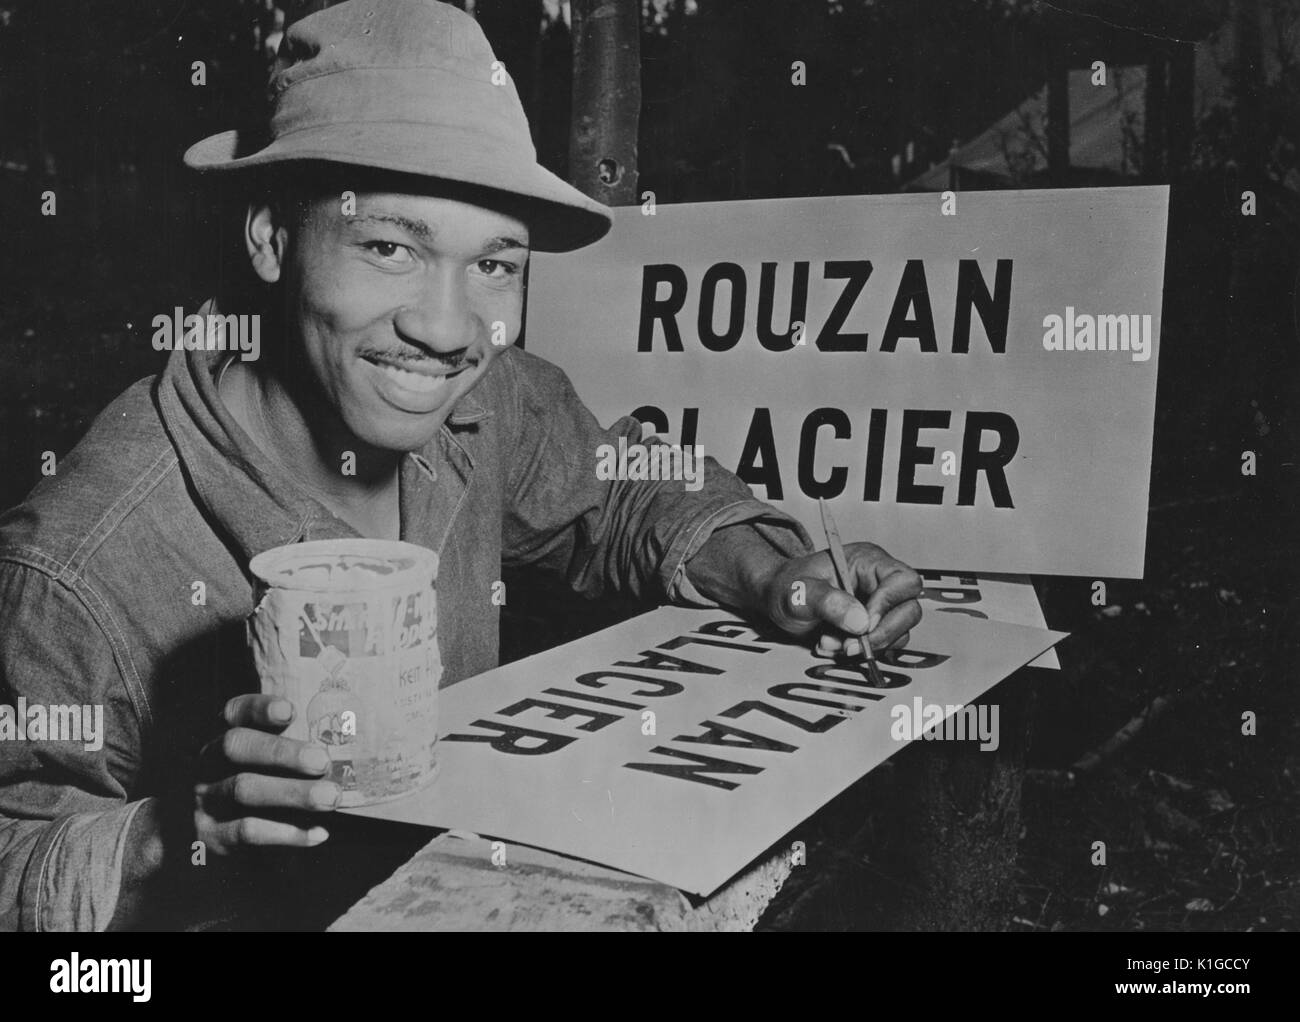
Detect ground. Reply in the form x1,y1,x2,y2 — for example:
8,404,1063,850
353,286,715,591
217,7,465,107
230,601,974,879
1016,493,1299,932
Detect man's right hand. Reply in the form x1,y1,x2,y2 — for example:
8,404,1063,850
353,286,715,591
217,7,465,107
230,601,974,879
194,694,340,854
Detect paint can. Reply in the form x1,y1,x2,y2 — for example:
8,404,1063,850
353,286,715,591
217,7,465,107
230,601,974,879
247,539,441,806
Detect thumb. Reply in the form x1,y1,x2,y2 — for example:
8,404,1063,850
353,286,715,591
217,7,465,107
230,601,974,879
783,577,870,636
827,587,872,635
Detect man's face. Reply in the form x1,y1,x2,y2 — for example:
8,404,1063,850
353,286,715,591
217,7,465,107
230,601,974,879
276,188,529,452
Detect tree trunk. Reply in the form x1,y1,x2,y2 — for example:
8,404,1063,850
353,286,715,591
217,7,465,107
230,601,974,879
1227,0,1266,466
1166,42,1195,180
1233,0,1265,181
1046,43,1070,185
568,0,640,205
1143,48,1167,181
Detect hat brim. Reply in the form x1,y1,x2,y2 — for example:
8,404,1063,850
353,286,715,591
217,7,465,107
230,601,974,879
184,124,612,253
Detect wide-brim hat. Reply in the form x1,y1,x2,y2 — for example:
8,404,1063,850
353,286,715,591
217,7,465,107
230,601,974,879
184,0,612,253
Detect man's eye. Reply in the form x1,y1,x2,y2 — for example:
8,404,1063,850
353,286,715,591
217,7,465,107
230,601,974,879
476,259,518,279
362,241,413,264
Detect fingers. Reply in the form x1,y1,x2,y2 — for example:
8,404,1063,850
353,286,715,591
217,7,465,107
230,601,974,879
194,719,338,853
785,577,870,637
196,772,341,816
194,774,338,853
813,632,845,658
809,548,921,656
203,727,331,778
859,561,923,633
814,630,900,657
867,598,922,650
885,630,910,651
223,693,294,731
814,616,914,659
818,625,911,659
196,808,329,855
193,733,339,854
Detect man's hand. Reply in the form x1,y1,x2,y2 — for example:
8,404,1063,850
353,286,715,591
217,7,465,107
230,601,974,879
685,526,923,656
194,695,340,855
757,542,923,657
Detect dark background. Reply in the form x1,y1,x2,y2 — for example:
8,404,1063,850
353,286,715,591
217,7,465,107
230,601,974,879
0,0,1296,931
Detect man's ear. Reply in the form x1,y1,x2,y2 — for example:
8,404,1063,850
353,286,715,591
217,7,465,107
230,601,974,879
245,200,291,284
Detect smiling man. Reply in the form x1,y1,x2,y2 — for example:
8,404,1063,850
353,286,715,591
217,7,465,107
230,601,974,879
219,170,539,541
0,0,921,931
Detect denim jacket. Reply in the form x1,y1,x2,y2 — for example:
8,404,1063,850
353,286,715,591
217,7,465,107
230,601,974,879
0,336,812,930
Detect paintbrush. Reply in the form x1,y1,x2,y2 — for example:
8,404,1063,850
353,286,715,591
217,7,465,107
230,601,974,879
817,497,887,687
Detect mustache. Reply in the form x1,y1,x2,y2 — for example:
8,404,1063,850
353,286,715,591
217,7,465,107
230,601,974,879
359,346,475,370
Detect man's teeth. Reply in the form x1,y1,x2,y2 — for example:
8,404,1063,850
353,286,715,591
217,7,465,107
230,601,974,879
375,361,455,393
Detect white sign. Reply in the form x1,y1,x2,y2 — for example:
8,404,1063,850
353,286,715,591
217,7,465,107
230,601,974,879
348,606,1065,894
526,188,1167,578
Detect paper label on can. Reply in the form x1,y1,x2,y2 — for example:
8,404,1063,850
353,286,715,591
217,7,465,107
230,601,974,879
250,584,441,805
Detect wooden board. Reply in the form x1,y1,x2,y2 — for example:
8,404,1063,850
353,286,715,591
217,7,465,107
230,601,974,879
329,832,793,932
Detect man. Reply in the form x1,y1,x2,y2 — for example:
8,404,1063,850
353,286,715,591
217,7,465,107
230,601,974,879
0,0,921,931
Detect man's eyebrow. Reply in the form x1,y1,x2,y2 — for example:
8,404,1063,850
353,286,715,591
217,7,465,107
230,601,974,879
345,216,528,253
347,213,436,240
480,236,531,254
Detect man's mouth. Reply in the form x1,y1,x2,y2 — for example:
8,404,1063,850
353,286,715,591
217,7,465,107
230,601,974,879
361,352,473,397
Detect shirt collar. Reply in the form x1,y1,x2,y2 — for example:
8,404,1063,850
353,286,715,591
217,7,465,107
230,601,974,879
154,303,494,564
446,388,492,426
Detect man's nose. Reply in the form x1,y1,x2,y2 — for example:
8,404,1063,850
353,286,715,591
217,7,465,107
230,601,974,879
392,268,478,355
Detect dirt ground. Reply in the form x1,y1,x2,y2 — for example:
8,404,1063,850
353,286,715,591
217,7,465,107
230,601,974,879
1016,491,1298,932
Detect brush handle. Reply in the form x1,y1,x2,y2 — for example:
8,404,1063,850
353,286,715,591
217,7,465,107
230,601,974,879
816,499,877,662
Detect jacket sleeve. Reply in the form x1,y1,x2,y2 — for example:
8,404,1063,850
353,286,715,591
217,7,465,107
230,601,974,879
500,349,814,605
0,558,151,931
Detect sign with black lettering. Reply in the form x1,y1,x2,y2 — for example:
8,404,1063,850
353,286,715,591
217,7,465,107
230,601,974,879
526,188,1167,578
347,606,1064,895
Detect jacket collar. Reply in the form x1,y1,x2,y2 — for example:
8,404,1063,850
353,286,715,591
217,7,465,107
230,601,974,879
446,388,491,426
154,306,494,565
